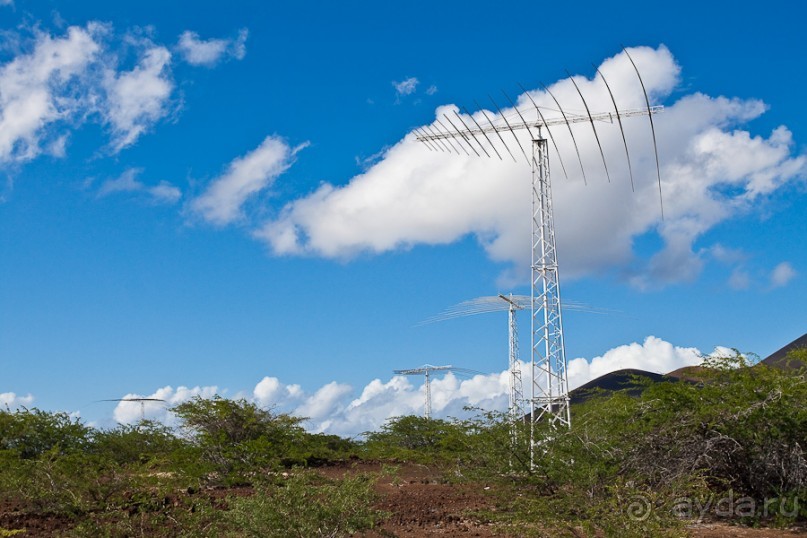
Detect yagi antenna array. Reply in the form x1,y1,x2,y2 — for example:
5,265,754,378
411,48,664,466
420,295,610,325
414,49,664,214
393,364,481,420
101,397,166,423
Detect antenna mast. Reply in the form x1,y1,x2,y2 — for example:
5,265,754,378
530,128,569,432
393,364,478,419
411,51,663,463
102,397,166,423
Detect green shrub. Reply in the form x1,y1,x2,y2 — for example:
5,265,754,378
362,415,470,463
222,471,383,537
172,397,302,478
89,421,184,467
0,408,90,459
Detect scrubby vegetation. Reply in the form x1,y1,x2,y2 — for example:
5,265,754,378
1,349,805,536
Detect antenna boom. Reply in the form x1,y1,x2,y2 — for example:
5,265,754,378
415,106,662,143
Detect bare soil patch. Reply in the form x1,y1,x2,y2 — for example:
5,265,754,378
325,462,807,537
1,462,804,537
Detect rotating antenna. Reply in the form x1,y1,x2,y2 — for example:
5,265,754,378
411,49,664,465
393,364,481,420
101,397,166,423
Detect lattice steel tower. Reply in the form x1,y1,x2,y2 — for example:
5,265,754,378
411,48,663,461
529,132,569,430
498,294,526,426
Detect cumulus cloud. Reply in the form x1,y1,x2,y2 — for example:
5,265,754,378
307,336,714,436
257,46,805,289
97,167,181,203
294,382,354,432
102,44,173,151
191,136,308,226
0,24,102,163
0,23,182,163
253,376,303,407
114,336,714,437
770,261,797,288
0,391,34,409
112,384,218,424
566,336,702,389
393,76,418,97
0,23,245,167
176,29,248,67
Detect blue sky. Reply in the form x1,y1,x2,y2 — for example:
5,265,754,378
1,0,805,435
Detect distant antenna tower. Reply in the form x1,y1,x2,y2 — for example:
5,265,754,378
412,48,662,463
498,294,526,427
102,398,166,422
393,364,479,419
423,295,612,440
422,295,527,425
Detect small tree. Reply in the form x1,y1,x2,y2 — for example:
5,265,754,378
172,396,307,482
363,415,469,463
0,407,90,459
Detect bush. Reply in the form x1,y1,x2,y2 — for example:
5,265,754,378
222,471,382,537
0,408,90,459
172,396,309,482
90,421,184,467
362,415,469,463
515,350,807,530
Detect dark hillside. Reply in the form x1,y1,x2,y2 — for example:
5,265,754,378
761,332,807,371
569,368,667,404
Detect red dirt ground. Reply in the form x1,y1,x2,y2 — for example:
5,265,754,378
2,462,805,536
325,462,807,537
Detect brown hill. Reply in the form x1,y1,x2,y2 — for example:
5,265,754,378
567,332,806,404
569,368,668,404
761,332,807,371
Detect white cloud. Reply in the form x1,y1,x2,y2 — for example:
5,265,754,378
0,24,102,163
256,46,805,289
191,136,308,226
770,261,797,288
102,44,173,151
293,382,353,432
147,181,182,203
314,336,709,436
114,336,713,437
426,85,438,96
0,392,34,409
176,29,248,67
566,336,702,389
97,167,181,203
112,385,218,424
393,77,418,97
0,23,250,166
253,376,303,407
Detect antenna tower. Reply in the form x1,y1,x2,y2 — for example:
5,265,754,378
102,397,166,422
412,49,663,463
498,294,526,427
393,364,479,419
423,295,610,446
421,295,529,426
